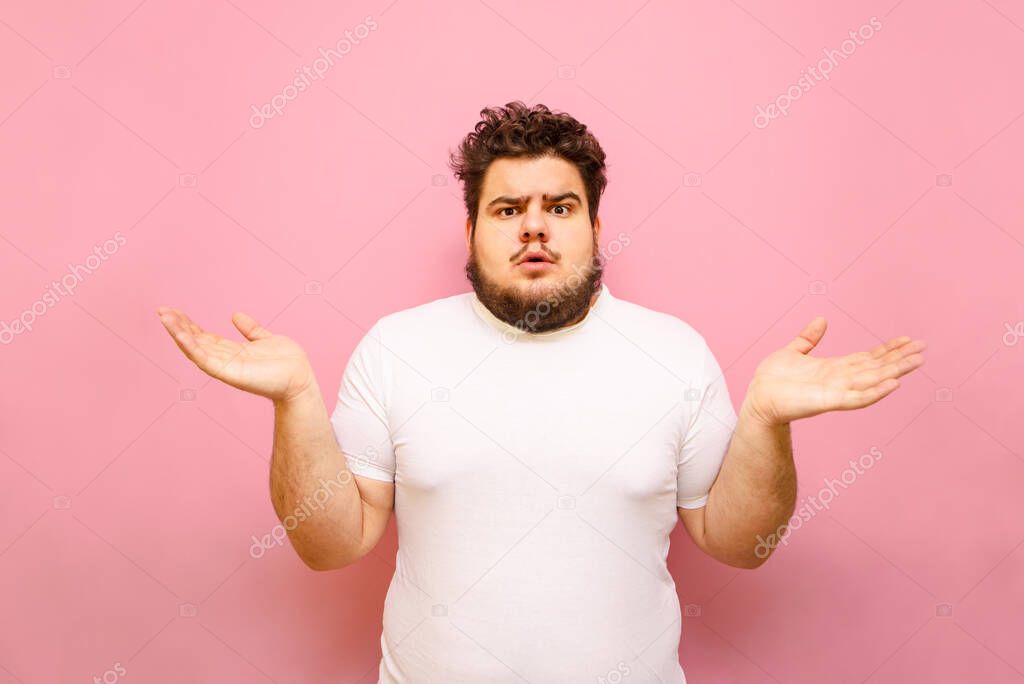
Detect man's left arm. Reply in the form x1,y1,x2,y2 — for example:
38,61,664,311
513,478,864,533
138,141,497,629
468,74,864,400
679,400,796,569
679,317,926,569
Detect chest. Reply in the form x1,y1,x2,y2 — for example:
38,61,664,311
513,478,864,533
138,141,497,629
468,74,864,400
387,348,691,506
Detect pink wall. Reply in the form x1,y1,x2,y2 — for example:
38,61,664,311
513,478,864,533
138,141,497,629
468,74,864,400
2,1,1023,682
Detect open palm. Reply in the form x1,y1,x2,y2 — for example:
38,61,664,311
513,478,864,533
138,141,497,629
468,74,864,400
157,307,314,401
746,317,926,425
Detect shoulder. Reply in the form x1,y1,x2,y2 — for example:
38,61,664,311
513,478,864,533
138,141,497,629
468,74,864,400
603,291,708,358
366,291,479,370
360,291,488,387
374,291,474,336
603,292,730,397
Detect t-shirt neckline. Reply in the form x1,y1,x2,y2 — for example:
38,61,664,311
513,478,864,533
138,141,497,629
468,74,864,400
470,282,611,340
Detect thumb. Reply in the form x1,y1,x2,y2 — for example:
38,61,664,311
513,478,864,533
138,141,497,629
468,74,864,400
787,316,827,354
232,311,273,341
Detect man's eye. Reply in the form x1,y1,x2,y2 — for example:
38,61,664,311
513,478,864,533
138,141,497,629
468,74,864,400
498,205,570,216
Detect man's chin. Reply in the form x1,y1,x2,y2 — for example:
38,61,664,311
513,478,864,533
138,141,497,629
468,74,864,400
510,276,557,297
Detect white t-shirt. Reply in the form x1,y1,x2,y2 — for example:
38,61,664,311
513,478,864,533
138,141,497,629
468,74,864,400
330,283,738,683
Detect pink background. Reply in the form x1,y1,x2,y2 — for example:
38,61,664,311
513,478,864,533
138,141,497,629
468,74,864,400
2,0,1023,682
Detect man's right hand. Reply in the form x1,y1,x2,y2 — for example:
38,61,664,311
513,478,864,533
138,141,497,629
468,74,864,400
156,307,314,402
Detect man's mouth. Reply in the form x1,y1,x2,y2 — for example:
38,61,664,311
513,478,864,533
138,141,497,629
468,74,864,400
517,251,554,265
518,259,553,271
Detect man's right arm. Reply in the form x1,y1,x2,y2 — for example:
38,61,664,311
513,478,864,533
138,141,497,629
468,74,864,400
155,306,394,572
270,376,394,571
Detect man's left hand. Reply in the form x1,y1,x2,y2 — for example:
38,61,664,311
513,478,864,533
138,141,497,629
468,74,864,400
743,317,927,426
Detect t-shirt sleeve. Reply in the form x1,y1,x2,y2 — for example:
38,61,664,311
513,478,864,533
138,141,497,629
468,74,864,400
677,337,738,509
329,320,397,482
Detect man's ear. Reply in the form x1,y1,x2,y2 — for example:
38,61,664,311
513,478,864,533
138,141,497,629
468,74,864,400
464,217,472,252
594,214,602,243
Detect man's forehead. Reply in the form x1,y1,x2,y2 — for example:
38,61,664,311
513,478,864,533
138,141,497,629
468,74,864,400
481,158,584,197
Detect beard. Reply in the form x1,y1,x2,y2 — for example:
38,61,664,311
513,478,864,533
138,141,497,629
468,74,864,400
465,232,604,334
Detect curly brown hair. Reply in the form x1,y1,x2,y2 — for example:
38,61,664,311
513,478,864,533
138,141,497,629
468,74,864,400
448,101,608,236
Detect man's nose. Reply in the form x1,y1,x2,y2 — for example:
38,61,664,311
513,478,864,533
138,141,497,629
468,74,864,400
519,205,548,242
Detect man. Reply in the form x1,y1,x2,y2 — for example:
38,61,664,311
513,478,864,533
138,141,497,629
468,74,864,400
157,101,926,682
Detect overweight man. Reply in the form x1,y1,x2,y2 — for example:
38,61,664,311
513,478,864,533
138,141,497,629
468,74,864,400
158,101,926,683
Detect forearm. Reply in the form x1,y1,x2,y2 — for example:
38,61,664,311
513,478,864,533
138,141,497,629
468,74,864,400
270,376,366,570
701,387,797,568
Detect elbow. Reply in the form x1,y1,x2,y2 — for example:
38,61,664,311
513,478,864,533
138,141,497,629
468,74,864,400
730,553,770,570
729,539,776,569
290,533,364,572
703,536,774,569
710,552,769,570
297,549,356,572
299,554,341,572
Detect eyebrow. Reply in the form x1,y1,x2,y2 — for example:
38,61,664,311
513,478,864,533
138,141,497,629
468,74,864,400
485,191,582,209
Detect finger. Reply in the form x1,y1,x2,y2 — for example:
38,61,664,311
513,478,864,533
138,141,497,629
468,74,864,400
877,339,926,366
852,339,927,373
158,310,237,369
157,310,185,340
851,353,926,389
159,310,199,345
166,320,212,367
159,307,204,338
162,325,192,359
841,377,900,409
885,352,926,380
870,335,913,359
845,337,920,368
232,311,273,341
787,316,828,354
172,308,206,337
